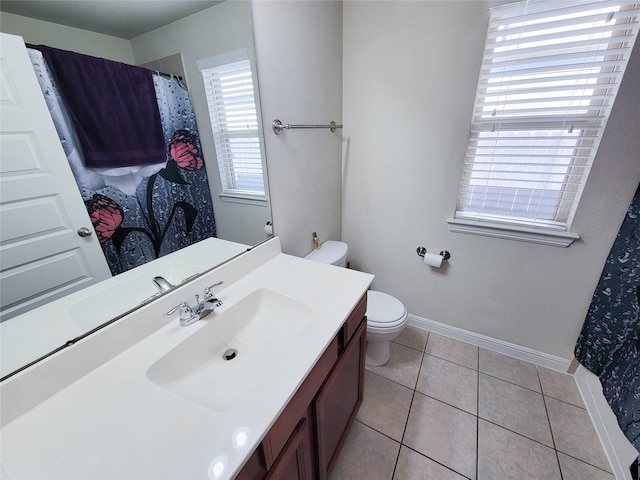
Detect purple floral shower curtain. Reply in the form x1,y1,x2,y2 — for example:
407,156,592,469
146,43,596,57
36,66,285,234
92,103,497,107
29,48,216,275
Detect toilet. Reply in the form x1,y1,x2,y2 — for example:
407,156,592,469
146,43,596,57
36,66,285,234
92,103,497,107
305,241,408,366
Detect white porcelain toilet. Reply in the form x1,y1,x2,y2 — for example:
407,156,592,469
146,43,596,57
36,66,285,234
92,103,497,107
305,241,408,366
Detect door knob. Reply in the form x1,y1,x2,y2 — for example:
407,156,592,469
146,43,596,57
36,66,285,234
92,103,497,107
77,227,93,237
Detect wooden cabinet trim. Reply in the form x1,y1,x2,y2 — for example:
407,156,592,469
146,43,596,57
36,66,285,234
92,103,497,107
234,445,267,480
342,293,367,351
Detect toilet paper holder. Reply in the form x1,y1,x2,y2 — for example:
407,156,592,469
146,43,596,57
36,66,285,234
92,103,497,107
416,247,450,261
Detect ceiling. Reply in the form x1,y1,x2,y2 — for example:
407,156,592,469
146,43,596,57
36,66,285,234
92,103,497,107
0,0,223,40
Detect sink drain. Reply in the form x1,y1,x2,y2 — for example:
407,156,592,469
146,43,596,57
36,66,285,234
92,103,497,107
223,348,238,361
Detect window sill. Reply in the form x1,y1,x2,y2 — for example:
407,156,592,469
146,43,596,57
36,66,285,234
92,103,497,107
219,193,268,207
446,218,580,247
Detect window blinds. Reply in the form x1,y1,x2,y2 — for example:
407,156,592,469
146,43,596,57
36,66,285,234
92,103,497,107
456,0,640,229
201,59,265,196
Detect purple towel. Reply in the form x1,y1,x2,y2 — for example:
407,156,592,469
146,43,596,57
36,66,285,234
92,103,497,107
39,46,166,168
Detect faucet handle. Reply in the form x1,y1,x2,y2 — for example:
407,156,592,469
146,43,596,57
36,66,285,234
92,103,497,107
165,302,192,318
204,281,224,300
165,302,200,327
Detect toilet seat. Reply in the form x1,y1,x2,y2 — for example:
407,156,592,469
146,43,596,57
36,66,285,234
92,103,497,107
366,291,407,329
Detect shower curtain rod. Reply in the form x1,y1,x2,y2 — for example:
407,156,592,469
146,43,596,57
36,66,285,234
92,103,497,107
25,43,183,82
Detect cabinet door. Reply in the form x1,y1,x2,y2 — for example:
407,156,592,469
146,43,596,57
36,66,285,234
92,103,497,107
265,412,314,480
315,318,366,479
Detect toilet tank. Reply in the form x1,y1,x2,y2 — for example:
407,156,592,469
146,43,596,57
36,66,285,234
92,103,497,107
304,240,348,267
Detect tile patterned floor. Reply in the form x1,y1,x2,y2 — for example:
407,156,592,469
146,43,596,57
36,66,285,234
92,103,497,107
330,326,614,480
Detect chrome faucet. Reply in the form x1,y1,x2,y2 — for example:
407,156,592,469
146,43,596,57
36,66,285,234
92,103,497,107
165,281,224,326
140,276,176,304
153,276,174,293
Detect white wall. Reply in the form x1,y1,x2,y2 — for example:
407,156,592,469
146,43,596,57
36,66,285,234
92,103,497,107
251,0,343,257
342,1,640,359
130,1,271,246
0,12,133,63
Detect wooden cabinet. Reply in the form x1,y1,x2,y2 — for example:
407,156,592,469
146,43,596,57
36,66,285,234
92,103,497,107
315,318,366,479
235,292,367,480
266,411,314,480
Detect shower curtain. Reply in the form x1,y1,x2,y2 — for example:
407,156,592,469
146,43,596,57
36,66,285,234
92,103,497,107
28,49,216,275
575,185,640,457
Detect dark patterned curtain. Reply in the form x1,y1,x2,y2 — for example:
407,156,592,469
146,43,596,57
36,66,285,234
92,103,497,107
575,185,640,457
29,48,216,276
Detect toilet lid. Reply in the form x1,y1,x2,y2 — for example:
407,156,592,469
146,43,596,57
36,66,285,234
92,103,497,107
304,240,348,265
366,291,407,328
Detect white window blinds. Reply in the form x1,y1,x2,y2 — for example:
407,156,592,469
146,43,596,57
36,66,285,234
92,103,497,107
200,57,265,197
455,0,640,231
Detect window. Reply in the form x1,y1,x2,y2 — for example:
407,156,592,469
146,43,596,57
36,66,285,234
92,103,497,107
198,51,266,202
450,0,640,246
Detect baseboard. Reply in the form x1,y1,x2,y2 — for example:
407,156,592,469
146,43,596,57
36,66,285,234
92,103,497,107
406,313,638,480
407,314,571,372
574,366,638,480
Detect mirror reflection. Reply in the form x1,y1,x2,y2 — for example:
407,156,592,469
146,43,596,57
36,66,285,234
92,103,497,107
0,0,272,378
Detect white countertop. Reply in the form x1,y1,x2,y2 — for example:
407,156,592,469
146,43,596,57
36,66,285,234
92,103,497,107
0,237,373,479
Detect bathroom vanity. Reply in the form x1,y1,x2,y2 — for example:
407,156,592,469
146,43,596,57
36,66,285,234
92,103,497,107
237,291,367,479
0,237,373,479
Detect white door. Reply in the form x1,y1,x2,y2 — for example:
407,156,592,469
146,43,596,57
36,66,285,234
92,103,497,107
0,33,111,321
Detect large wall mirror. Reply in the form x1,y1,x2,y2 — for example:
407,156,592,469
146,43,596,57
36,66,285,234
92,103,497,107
0,0,272,379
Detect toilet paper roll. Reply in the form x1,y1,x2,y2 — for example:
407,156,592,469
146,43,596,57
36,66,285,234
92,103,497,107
423,252,443,268
264,223,273,235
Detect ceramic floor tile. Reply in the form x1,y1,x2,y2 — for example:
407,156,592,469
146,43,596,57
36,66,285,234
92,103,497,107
330,420,400,480
416,354,478,415
537,366,585,408
478,348,541,392
357,371,414,442
393,446,467,480
403,393,477,479
366,342,423,389
478,373,553,446
558,452,615,480
393,325,429,352
477,419,561,480
425,333,478,370
335,342,610,480
545,396,611,472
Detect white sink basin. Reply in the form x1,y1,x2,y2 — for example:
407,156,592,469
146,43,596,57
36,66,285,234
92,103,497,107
146,288,314,411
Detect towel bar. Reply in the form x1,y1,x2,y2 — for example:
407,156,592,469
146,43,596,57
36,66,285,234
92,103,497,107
272,119,343,134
